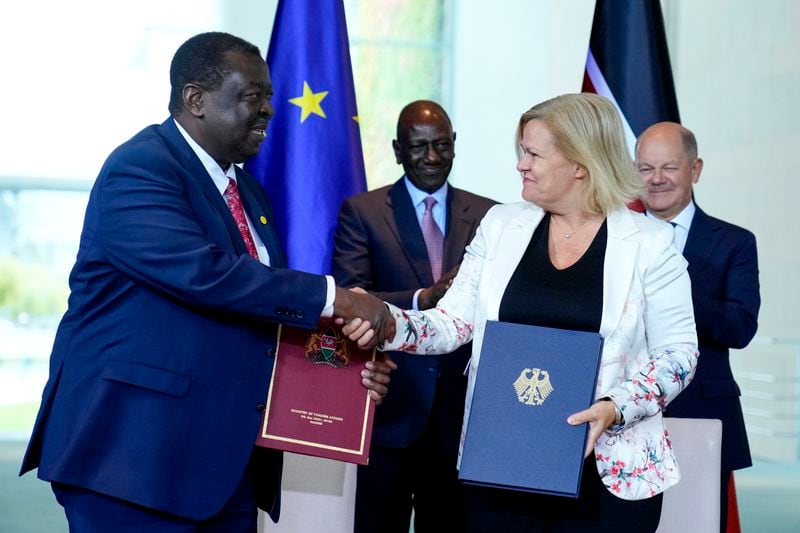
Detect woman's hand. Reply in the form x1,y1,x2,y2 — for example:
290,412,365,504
567,400,618,458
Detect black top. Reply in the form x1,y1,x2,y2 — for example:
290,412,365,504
499,214,607,333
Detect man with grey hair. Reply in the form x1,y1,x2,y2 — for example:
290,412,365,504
636,121,760,532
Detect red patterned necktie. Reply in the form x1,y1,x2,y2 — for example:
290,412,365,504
421,196,443,281
223,177,259,260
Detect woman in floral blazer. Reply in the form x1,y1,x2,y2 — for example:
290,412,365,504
359,94,698,532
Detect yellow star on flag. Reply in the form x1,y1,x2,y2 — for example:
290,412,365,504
289,81,328,123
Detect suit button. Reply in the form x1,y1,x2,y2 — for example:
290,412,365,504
256,403,266,413
297,311,304,319
267,347,276,357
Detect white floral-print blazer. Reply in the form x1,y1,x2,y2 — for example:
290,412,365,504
382,202,698,500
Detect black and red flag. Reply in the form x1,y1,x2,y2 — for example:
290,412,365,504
582,0,681,211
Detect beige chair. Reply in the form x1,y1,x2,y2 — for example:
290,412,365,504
261,455,356,532
656,418,723,533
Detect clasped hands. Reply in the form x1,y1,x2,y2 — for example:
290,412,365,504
332,286,398,405
333,266,458,345
332,286,396,348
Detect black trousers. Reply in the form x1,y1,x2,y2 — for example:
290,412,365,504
354,398,464,533
462,456,663,533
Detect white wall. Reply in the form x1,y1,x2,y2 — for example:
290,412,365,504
663,0,800,339
662,0,800,463
448,0,596,203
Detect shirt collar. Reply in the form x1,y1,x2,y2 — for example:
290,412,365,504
173,118,236,194
667,200,696,231
403,176,448,208
645,200,696,230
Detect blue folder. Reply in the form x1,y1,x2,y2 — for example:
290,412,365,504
458,320,603,497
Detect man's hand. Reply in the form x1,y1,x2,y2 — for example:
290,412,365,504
566,400,618,458
333,286,396,348
417,265,459,310
360,355,398,405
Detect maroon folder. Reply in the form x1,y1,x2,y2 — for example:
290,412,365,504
256,322,376,464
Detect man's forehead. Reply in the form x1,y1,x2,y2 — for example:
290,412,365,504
406,121,450,134
641,126,683,148
223,51,268,73
402,118,452,139
638,132,685,156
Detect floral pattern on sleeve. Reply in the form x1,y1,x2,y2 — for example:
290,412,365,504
595,425,678,498
605,343,697,432
383,303,474,355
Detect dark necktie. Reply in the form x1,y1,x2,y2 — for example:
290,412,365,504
421,196,444,282
223,178,259,260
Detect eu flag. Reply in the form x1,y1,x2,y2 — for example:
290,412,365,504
245,0,366,275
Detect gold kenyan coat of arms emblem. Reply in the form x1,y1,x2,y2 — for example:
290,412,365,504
305,326,351,368
513,368,554,406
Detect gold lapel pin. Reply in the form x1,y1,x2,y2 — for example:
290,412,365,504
259,216,267,225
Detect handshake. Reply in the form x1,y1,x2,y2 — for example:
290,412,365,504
332,286,396,348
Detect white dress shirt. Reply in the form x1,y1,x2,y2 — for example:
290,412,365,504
174,119,335,315
404,177,448,236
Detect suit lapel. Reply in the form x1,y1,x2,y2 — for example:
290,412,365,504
236,168,286,268
158,119,250,258
484,205,544,321
387,180,434,286
683,207,719,277
443,188,477,270
599,208,639,338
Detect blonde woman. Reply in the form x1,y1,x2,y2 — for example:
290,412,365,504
346,93,698,532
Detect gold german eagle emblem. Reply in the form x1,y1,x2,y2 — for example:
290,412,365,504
513,368,553,406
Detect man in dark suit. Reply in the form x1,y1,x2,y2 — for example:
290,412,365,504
636,122,760,532
333,100,496,532
19,32,396,532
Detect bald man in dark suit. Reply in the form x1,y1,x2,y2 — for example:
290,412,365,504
636,122,760,533
333,101,496,533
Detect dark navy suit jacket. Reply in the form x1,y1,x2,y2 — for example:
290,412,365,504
332,179,495,457
665,206,760,471
20,118,328,521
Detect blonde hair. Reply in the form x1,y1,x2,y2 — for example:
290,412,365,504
516,93,642,215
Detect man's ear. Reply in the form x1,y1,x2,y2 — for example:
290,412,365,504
691,157,704,184
182,84,205,118
392,140,401,164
